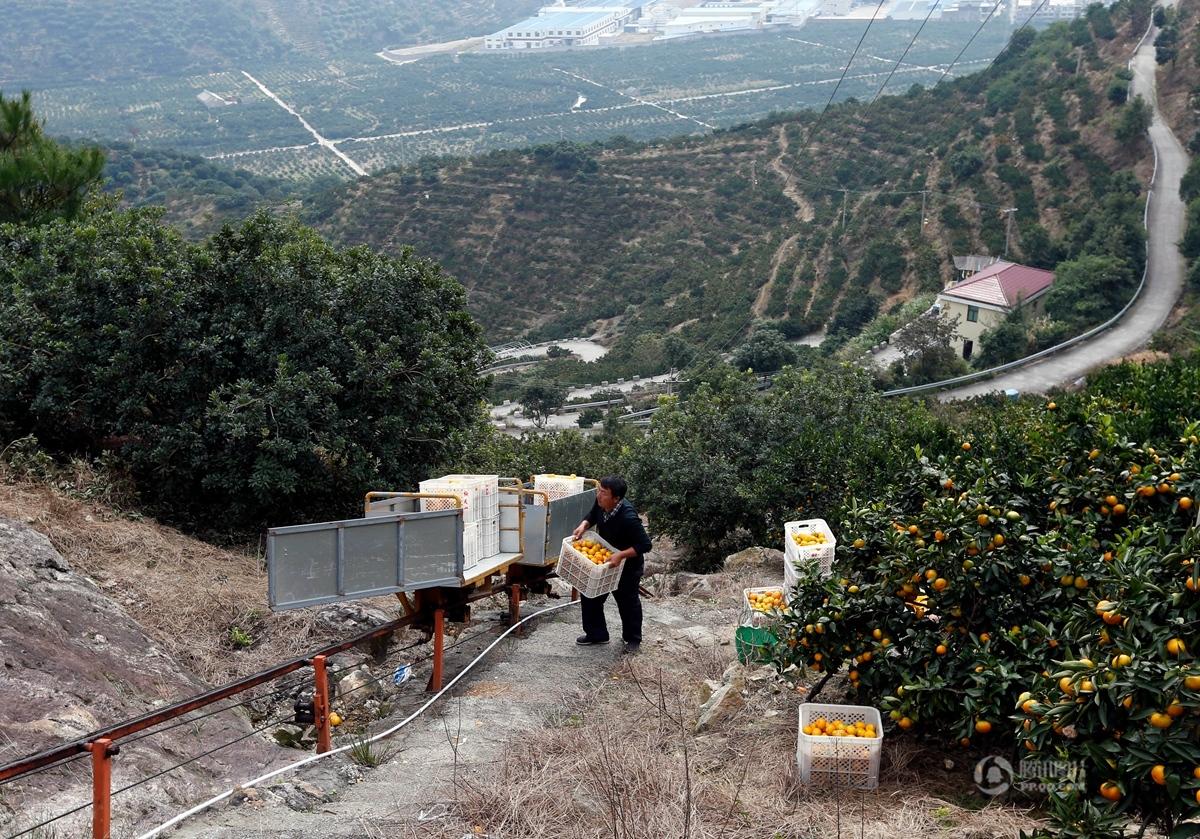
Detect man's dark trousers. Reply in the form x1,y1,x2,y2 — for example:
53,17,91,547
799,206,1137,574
580,555,643,643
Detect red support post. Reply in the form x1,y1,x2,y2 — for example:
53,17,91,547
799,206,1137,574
87,738,115,839
428,608,445,692
571,587,580,602
509,583,522,634
312,655,332,754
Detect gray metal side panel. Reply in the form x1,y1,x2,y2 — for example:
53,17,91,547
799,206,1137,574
268,510,463,611
521,508,549,566
518,488,595,566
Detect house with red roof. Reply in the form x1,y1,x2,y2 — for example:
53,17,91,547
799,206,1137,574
935,260,1056,361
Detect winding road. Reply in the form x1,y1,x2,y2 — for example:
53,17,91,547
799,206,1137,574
939,13,1188,401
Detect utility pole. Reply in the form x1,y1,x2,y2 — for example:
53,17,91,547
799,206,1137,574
920,189,928,237
1002,207,1018,256
840,189,848,230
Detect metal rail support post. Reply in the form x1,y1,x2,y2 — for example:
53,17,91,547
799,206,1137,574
87,738,117,839
312,655,332,754
509,584,522,635
428,609,445,692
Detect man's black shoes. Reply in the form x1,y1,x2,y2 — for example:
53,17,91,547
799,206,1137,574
576,634,610,646
621,641,641,655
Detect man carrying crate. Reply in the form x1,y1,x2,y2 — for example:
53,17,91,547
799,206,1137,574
571,475,653,652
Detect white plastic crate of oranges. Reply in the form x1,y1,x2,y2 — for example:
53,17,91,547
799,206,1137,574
784,518,837,586
801,716,878,739
569,538,615,565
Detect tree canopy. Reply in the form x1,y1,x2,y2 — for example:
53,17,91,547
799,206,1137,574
0,90,105,225
0,208,489,531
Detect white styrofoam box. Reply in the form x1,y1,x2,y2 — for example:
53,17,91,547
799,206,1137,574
533,474,586,505
797,703,883,791
557,534,623,598
741,586,786,628
783,519,837,586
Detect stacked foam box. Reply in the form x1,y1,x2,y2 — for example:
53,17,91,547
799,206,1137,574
419,475,501,570
533,473,586,505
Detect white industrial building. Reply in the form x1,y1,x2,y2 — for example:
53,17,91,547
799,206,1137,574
484,5,644,49
658,5,767,38
1010,0,1088,22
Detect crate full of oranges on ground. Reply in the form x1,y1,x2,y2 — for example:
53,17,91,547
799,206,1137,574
735,586,785,664
783,519,836,590
796,703,883,790
558,534,624,598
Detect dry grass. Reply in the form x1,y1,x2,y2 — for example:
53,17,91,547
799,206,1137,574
0,466,337,685
360,633,1044,839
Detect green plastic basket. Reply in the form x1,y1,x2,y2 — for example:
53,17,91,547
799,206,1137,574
735,625,776,664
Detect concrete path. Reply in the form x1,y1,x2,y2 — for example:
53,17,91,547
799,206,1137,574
166,596,700,838
940,13,1187,401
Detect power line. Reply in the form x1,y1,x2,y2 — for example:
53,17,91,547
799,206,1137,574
933,0,1006,87
802,0,892,147
868,0,944,105
974,0,1055,77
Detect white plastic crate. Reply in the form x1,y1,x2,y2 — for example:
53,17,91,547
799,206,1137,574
481,515,500,558
557,534,623,598
419,475,499,523
462,521,484,572
444,474,500,519
741,586,786,628
797,703,883,791
783,519,837,590
533,473,586,505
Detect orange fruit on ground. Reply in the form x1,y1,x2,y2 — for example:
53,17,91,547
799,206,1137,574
1099,781,1121,802
1151,765,1167,785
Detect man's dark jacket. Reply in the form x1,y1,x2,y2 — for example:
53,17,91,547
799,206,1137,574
585,500,652,557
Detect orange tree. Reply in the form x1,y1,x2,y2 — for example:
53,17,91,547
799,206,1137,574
775,359,1200,837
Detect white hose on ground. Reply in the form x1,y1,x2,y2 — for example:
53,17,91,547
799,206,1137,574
135,598,580,839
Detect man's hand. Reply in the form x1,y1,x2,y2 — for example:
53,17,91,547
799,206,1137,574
608,549,632,567
572,521,590,540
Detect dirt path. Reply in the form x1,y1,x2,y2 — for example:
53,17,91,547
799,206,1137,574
769,125,815,224
753,233,801,316
164,594,712,838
